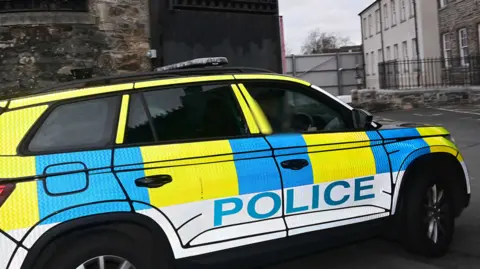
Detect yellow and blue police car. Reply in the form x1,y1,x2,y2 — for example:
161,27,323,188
0,57,471,269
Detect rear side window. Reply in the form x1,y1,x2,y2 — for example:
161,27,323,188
124,84,248,144
28,96,120,153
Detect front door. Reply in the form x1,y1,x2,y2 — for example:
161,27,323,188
238,80,392,236
112,82,285,253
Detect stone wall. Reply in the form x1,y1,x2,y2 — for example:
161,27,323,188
438,0,480,57
351,87,480,112
0,0,151,97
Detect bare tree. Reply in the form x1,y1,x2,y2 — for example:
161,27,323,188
301,29,353,55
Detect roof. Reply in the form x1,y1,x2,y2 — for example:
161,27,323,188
358,0,379,16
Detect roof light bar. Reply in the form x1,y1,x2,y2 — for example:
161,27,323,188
155,57,229,72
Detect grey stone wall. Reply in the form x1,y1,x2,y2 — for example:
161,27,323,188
351,87,480,112
0,0,151,97
438,0,480,58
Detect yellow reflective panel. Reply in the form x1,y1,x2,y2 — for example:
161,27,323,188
422,137,458,155
234,74,311,86
0,157,39,231
231,84,260,134
0,105,48,155
457,152,464,162
134,75,235,89
417,126,449,137
0,100,7,108
9,83,134,109
116,95,130,144
238,84,272,135
303,132,376,183
140,140,239,207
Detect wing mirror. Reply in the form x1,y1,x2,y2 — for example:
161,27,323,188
352,108,375,129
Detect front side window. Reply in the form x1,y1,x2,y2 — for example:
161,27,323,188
243,82,350,133
28,96,120,153
124,84,248,144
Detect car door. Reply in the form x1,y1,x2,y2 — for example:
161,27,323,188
112,81,286,253
237,79,392,237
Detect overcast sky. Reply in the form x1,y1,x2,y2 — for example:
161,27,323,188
279,0,373,54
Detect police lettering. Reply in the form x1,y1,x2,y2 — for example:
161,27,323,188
214,176,375,227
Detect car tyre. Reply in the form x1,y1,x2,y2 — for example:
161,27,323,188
33,224,174,269
400,168,455,257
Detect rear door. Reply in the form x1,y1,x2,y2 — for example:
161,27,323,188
113,80,286,253
238,79,392,236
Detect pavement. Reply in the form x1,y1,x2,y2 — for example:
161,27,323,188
265,105,480,269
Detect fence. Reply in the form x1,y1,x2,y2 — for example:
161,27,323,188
378,56,480,89
286,52,364,96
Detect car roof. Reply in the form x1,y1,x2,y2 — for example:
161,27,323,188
1,67,311,110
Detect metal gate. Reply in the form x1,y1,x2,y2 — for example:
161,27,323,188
149,0,283,73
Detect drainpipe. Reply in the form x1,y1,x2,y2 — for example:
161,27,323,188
413,0,421,86
359,14,366,88
378,0,385,88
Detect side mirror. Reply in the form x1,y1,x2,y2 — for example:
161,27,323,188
352,108,374,129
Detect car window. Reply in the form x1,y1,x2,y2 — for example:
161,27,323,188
28,96,120,153
124,84,248,144
243,82,350,133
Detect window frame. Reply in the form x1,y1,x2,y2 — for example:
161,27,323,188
439,0,447,9
18,93,122,156
384,3,389,30
238,80,362,135
375,9,380,34
458,28,469,66
368,14,373,37
391,0,397,27
442,33,452,68
400,0,406,22
116,81,257,148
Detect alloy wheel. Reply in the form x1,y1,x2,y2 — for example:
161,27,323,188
424,184,449,244
76,255,136,269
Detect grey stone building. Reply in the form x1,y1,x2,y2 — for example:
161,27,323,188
438,0,480,61
0,0,152,96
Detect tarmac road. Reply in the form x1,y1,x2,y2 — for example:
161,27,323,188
266,106,480,269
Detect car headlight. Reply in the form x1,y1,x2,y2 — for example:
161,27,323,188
446,134,456,145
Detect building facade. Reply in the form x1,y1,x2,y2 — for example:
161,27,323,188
359,0,441,89
0,0,151,96
438,0,480,64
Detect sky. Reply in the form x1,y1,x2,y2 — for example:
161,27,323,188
279,0,373,54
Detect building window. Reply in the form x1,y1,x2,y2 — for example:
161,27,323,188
439,0,447,8
402,41,409,72
458,28,469,66
366,53,369,75
375,9,380,33
442,33,452,67
363,18,368,39
0,0,88,12
400,0,406,22
386,46,391,61
394,44,399,60
371,52,376,75
368,14,373,36
391,0,397,26
383,3,389,29
412,38,418,59
410,0,415,18
378,49,383,63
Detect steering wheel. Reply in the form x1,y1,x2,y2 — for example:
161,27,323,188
290,113,315,132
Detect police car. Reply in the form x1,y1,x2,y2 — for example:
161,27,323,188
0,57,471,269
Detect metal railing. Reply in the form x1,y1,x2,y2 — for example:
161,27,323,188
0,0,88,12
378,56,480,89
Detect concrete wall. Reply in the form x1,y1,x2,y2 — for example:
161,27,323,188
0,0,151,97
286,52,364,96
351,87,480,112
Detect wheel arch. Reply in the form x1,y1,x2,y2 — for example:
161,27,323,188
392,150,469,218
21,212,173,269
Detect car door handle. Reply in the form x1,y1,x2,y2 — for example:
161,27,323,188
135,175,172,188
281,159,310,170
